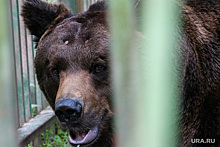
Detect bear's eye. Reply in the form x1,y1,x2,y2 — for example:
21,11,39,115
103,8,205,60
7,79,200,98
50,67,60,77
93,64,105,73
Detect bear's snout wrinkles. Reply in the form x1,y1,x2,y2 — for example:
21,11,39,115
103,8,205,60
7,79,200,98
55,98,83,123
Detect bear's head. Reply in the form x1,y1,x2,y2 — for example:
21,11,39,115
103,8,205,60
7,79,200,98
22,0,113,146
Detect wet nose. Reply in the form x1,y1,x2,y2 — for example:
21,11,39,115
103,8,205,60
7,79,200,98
55,98,82,123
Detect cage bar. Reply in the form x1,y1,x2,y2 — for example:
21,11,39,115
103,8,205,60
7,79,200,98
0,0,17,146
109,0,180,146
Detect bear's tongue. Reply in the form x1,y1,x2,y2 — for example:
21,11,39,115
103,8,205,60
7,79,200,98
71,132,87,142
69,126,98,145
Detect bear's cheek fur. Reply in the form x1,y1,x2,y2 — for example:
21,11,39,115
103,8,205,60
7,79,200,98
35,53,59,110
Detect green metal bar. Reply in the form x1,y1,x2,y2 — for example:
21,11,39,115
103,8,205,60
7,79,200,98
139,0,180,146
24,25,33,120
36,75,43,112
11,0,25,126
109,0,138,147
17,0,32,122
110,0,180,146
0,0,17,146
32,35,43,113
26,32,37,118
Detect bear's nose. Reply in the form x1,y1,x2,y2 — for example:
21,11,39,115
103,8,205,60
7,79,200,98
55,98,82,123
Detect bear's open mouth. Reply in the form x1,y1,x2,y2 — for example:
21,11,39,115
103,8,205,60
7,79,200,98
68,125,98,146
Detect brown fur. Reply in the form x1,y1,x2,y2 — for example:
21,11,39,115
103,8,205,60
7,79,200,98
181,0,220,146
21,0,219,146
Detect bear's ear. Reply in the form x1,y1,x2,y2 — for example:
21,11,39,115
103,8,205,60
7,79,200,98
21,0,73,42
87,1,107,13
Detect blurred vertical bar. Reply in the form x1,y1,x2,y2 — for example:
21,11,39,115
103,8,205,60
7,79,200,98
109,0,139,147
110,0,180,146
138,0,180,146
0,0,17,146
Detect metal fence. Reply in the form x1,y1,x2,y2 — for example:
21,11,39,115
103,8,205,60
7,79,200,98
8,0,98,146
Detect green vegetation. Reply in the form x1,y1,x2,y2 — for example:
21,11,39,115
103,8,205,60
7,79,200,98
31,104,41,117
28,121,69,147
40,121,68,147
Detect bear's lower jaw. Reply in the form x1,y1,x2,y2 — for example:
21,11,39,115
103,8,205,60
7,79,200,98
69,125,99,146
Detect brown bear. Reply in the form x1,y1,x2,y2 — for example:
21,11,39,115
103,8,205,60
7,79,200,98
21,0,219,147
